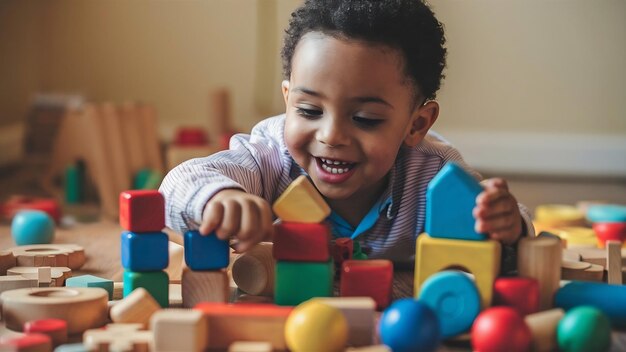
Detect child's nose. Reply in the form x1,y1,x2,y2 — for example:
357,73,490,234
316,118,349,147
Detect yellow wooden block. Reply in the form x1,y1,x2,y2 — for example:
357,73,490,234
272,175,330,223
414,234,501,309
534,204,586,228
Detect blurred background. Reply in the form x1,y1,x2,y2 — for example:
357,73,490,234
0,0,624,218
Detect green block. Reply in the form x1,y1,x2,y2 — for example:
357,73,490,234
123,270,169,307
275,260,333,306
64,163,83,204
133,168,152,189
65,274,113,300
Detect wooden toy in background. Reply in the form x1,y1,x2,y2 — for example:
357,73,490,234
0,250,16,275
524,308,565,352
0,196,62,224
587,204,626,248
315,297,376,347
378,298,440,352
228,341,273,352
8,244,85,270
232,242,275,296
165,241,185,283
44,102,164,219
606,240,623,284
284,299,348,352
517,236,562,311
182,230,230,307
7,266,71,287
109,287,161,328
119,190,169,308
150,309,208,352
65,275,114,300
10,210,55,245
272,175,334,306
534,204,587,229
82,323,153,351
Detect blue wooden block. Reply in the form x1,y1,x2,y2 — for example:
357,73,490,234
65,274,114,300
121,231,169,271
184,230,229,270
426,162,485,240
555,281,626,328
123,270,169,308
587,204,626,223
418,270,481,338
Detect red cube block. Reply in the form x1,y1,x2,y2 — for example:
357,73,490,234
273,222,331,262
492,277,540,316
119,190,165,232
332,238,353,266
340,259,393,310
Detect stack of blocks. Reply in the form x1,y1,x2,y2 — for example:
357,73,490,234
414,162,502,338
182,229,230,307
272,175,334,306
120,190,169,307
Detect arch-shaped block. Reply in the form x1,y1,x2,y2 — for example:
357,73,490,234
415,234,501,309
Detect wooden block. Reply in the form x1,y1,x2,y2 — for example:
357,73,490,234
425,162,485,240
228,341,272,352
534,204,586,227
83,324,153,352
524,308,564,352
232,242,274,296
492,277,540,316
274,260,333,306
123,270,169,308
314,297,375,347
7,267,71,287
273,222,331,262
0,276,38,295
166,145,219,170
184,231,229,270
606,240,622,284
99,103,132,198
182,268,229,308
561,261,604,282
332,238,353,266
166,241,185,283
340,260,393,310
415,234,501,309
562,249,582,262
0,287,108,334
0,333,52,352
0,250,16,275
517,237,562,310
121,231,169,271
137,103,165,173
65,275,114,300
194,302,293,350
418,270,480,338
119,190,165,232
119,102,150,176
272,175,330,223
10,244,85,270
346,346,392,352
555,281,626,328
555,227,597,248
150,309,208,352
113,282,124,300
24,318,68,347
1,196,62,224
169,284,183,307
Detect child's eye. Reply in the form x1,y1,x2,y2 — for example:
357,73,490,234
295,107,322,118
353,116,383,128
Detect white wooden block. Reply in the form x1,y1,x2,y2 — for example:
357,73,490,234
166,241,185,282
228,341,273,352
150,309,208,352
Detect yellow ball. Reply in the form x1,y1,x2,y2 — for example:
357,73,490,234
285,299,348,352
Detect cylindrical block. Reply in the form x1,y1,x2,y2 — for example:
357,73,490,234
24,318,68,346
524,308,564,352
232,242,274,296
555,281,626,328
517,237,562,310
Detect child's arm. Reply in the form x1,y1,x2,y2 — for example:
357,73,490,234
473,178,533,245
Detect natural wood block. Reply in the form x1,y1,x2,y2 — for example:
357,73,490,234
561,261,604,282
113,282,124,300
517,237,562,310
182,268,229,308
272,175,330,223
346,346,392,352
9,244,85,270
232,242,274,296
194,303,292,350
119,190,165,232
228,341,273,352
340,260,393,310
524,309,564,352
150,309,208,352
273,222,331,262
0,276,38,295
0,250,16,275
0,333,52,352
166,241,185,282
7,267,69,287
415,234,501,309
607,240,623,284
84,323,153,352
315,297,375,347
110,287,161,328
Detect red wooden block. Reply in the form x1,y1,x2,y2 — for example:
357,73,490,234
332,238,353,266
24,318,68,346
593,222,626,248
174,127,209,146
493,277,540,316
340,260,393,310
1,196,62,224
273,222,330,262
0,333,52,351
119,190,165,232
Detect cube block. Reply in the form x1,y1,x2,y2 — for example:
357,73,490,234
121,231,169,271
273,222,330,262
274,260,333,306
182,268,230,308
272,175,330,223
184,231,229,270
123,270,169,308
340,260,393,310
119,190,165,232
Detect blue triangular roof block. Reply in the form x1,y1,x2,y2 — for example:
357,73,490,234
426,162,486,240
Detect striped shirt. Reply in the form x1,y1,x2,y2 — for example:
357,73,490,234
159,114,534,265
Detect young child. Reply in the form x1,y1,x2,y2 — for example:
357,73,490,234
160,0,534,266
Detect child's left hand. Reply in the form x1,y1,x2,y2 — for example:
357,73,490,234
473,178,524,245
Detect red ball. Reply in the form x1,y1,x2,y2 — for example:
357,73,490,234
472,307,532,352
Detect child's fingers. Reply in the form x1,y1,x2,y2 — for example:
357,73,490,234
238,201,260,241
475,214,515,234
215,199,241,240
474,197,515,219
480,177,509,191
200,201,224,235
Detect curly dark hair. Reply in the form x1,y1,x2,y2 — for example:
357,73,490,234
281,0,446,101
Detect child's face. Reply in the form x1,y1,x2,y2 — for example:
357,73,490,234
282,32,438,203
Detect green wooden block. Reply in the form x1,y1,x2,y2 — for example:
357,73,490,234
64,163,83,204
133,168,152,189
274,260,334,306
65,274,114,300
123,270,169,307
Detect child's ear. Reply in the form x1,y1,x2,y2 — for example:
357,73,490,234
281,80,290,106
404,100,439,147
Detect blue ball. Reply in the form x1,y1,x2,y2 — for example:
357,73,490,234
11,210,55,245
379,298,441,352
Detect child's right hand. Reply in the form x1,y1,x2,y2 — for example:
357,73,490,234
200,189,274,252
